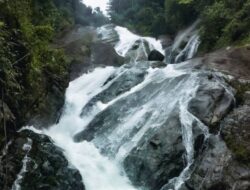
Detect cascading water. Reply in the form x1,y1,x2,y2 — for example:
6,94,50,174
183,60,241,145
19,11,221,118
115,26,165,57
12,139,32,190
167,21,200,64
174,34,200,63
19,24,234,190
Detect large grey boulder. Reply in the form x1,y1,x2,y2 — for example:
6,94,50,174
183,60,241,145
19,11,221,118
188,73,234,132
181,135,250,190
123,109,186,190
125,39,151,62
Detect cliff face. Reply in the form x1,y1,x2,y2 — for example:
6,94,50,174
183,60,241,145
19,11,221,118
175,46,250,190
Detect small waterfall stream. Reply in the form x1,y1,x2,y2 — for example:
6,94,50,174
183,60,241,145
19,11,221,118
167,21,200,64
17,24,234,190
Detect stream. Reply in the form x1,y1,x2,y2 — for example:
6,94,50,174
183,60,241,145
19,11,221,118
13,24,234,190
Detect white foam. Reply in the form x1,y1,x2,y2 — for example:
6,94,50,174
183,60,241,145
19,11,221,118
41,67,138,190
115,26,164,56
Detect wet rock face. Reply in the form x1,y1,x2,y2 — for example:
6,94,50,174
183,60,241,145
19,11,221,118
180,81,250,190
188,74,234,132
27,74,69,129
125,39,151,62
202,46,250,81
96,24,120,46
123,110,186,190
73,65,237,190
182,136,250,190
149,61,167,68
221,90,250,164
0,131,85,190
80,65,148,117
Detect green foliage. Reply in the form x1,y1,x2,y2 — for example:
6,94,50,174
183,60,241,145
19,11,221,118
109,0,250,51
109,0,197,36
109,0,167,36
164,0,197,35
224,135,250,164
199,0,250,51
0,0,81,128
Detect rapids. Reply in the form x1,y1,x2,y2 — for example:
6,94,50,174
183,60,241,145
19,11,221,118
17,25,234,190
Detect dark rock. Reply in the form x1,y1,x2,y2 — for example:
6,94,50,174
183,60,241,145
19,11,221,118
148,50,165,61
188,74,234,132
123,109,186,190
27,76,68,129
194,134,205,157
221,99,250,163
184,135,250,190
0,130,85,190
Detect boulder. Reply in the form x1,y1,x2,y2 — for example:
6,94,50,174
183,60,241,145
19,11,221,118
188,73,234,132
125,39,151,62
0,130,85,190
182,135,250,190
148,50,165,61
123,110,186,190
221,91,250,164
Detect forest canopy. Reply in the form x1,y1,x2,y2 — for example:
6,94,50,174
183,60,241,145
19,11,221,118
109,0,250,51
0,0,107,131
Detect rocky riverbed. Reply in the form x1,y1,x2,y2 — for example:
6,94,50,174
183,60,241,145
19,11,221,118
0,24,250,190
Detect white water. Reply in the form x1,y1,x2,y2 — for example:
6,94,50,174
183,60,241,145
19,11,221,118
169,21,200,63
43,65,193,190
43,67,139,190
175,34,200,63
172,21,199,51
22,25,213,190
12,138,32,190
115,26,164,56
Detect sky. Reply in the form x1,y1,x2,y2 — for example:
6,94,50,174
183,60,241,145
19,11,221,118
82,0,110,15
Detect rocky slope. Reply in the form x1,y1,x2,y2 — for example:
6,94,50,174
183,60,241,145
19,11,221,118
0,130,85,190
0,21,250,190
73,25,250,190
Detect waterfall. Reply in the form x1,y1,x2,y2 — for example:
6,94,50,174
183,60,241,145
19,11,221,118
167,21,200,64
174,34,200,63
115,26,165,57
20,23,234,190
12,138,32,190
